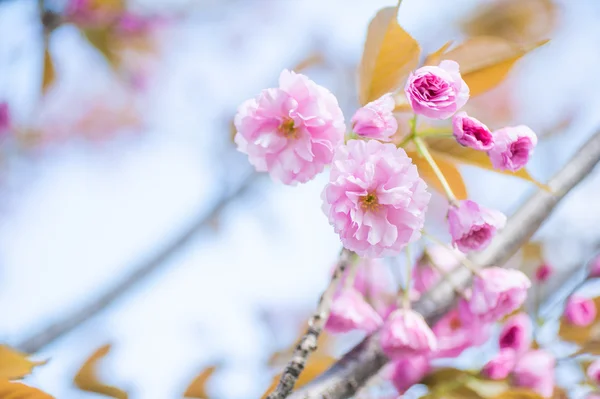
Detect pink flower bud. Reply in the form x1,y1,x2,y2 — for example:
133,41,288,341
380,309,437,359
322,139,430,258
459,267,531,324
564,295,597,327
413,245,461,295
499,312,532,355
387,356,430,393
432,308,490,359
482,348,517,380
452,112,493,151
589,254,600,278
447,200,506,253
405,61,469,120
587,359,600,384
513,349,555,398
488,125,538,172
535,264,552,282
325,288,383,334
234,70,345,185
0,102,10,136
351,94,398,141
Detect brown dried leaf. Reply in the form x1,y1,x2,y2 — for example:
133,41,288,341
407,150,468,200
0,380,54,398
73,344,128,399
261,355,336,399
0,345,46,380
183,365,217,398
358,6,420,104
42,47,55,94
437,37,548,97
82,27,119,68
426,137,549,190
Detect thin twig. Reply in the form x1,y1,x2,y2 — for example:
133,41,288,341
265,249,353,399
15,173,260,354
290,128,600,399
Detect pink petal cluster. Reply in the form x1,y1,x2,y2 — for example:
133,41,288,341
483,348,517,380
387,356,430,393
448,200,506,253
564,295,597,327
589,254,600,278
458,267,531,324
588,359,600,384
235,69,345,185
452,112,493,151
351,94,398,142
380,309,437,359
535,263,553,282
499,312,532,354
0,102,10,136
488,125,538,172
404,60,469,120
325,288,383,334
432,309,490,359
512,349,555,397
322,139,430,258
413,245,462,294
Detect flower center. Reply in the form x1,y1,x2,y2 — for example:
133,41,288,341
278,118,298,139
360,191,380,212
449,314,462,330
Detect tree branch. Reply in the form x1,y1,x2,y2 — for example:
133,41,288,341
291,128,600,399
15,173,259,354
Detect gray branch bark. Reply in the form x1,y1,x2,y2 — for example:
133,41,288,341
15,173,259,354
290,129,600,399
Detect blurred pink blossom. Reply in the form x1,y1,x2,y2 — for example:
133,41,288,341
413,245,462,295
387,355,430,393
535,263,552,282
325,288,383,334
489,125,537,172
351,94,397,141
499,312,532,355
587,359,600,384
513,349,555,398
482,348,517,380
432,308,491,359
564,295,596,326
380,309,437,359
452,112,493,151
448,200,506,253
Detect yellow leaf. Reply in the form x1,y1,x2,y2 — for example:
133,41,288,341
82,27,119,68
437,36,547,97
424,41,454,66
42,47,55,94
491,389,545,399
183,365,217,398
358,6,420,104
407,150,468,200
261,355,336,399
0,345,46,380
73,344,128,399
291,52,325,73
0,380,54,398
425,137,548,190
421,367,471,388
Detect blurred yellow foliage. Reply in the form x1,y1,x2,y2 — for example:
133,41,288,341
0,380,54,398
73,344,128,399
184,365,218,398
0,345,46,380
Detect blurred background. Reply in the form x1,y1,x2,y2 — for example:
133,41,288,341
2,0,600,397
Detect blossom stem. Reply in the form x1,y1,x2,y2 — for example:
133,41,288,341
414,137,458,206
398,115,419,148
417,128,453,138
403,245,412,309
421,231,482,277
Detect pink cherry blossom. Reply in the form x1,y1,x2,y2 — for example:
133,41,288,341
325,288,383,334
351,94,398,141
589,254,600,278
452,112,493,151
413,245,462,294
588,359,600,384
380,309,437,359
235,69,345,185
513,349,555,398
432,308,490,359
488,125,538,172
458,267,531,324
404,60,469,120
0,102,10,136
499,312,532,355
322,139,430,258
387,356,430,393
482,348,517,380
447,200,506,253
564,295,597,327
535,264,552,282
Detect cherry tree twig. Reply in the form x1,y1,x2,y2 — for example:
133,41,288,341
289,129,600,399
15,172,259,354
266,249,354,399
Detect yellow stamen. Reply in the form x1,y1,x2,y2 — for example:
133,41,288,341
278,118,298,139
360,192,380,212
